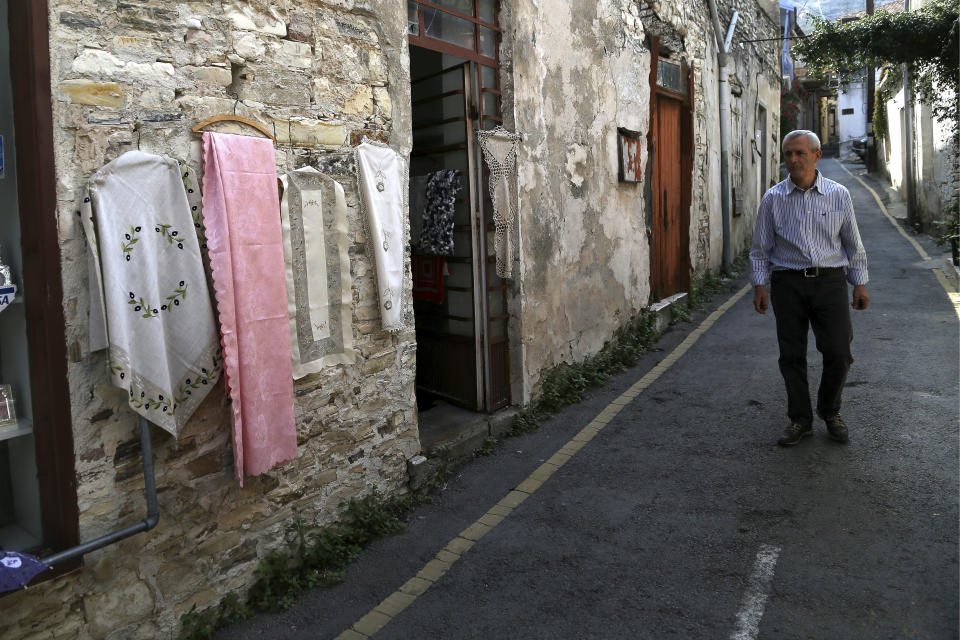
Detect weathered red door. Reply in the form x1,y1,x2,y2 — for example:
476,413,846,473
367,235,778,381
648,42,692,301
651,95,685,299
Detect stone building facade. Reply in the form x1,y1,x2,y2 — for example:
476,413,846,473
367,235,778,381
0,1,779,638
503,0,781,400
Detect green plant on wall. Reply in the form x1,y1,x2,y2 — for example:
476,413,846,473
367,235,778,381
794,0,959,253
794,0,958,124
871,64,904,146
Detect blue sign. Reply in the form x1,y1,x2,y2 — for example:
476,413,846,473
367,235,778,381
0,285,16,313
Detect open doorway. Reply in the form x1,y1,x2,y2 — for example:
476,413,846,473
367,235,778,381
406,1,510,446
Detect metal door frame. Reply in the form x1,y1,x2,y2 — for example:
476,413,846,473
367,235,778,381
408,0,511,412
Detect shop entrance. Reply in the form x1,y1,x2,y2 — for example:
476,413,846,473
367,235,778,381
407,1,510,437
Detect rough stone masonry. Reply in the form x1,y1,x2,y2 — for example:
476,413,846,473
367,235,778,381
2,2,418,639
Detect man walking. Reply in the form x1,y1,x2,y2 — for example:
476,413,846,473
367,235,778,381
750,130,870,446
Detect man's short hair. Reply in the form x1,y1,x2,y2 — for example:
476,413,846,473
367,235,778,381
782,130,821,152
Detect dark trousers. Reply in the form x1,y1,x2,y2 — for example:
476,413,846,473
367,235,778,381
770,270,853,426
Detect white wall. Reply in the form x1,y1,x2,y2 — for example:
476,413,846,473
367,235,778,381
837,77,867,145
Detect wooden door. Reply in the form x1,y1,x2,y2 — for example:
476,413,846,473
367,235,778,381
650,94,687,299
648,40,692,302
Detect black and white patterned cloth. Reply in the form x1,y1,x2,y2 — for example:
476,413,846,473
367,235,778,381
417,169,461,256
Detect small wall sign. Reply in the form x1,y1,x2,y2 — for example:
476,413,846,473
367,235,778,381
0,284,16,314
617,127,643,183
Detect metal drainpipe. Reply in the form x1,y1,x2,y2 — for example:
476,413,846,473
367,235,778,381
708,0,737,269
901,64,917,228
41,416,158,567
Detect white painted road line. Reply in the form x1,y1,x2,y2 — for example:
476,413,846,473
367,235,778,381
730,544,782,640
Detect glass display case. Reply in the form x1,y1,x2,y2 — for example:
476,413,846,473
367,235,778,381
0,0,43,552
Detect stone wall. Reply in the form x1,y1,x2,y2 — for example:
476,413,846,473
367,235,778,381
504,0,779,401
718,0,783,256
1,2,417,639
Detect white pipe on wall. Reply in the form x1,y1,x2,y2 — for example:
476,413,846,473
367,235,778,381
708,1,738,269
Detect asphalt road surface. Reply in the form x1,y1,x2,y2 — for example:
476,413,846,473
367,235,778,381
218,158,959,640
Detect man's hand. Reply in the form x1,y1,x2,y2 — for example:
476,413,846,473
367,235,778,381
754,285,769,314
852,284,870,310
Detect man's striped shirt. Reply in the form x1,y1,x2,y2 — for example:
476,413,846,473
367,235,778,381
750,171,868,287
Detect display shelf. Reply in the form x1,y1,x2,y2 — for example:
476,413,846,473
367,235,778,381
0,418,32,442
0,522,42,552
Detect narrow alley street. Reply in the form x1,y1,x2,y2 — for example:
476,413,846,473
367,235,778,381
218,157,959,640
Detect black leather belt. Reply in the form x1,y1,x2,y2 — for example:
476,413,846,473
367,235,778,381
776,267,844,278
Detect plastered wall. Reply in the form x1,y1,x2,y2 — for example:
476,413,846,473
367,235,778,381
503,0,779,401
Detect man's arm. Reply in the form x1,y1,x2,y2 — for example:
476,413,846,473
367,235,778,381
754,284,769,314
839,190,869,286
750,195,775,314
839,190,869,311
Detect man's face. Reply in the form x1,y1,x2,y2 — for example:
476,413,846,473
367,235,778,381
783,135,822,183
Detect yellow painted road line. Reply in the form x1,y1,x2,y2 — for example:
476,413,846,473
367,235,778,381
336,283,753,639
834,161,959,318
835,161,931,260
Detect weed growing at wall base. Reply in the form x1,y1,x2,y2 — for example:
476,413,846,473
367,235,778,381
178,492,412,640
507,309,660,438
509,253,749,440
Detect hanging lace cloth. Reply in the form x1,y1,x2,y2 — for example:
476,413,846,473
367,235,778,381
476,126,523,279
355,138,409,333
418,169,460,256
279,167,355,379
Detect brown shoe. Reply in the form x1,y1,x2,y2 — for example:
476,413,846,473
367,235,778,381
822,414,849,443
777,422,813,447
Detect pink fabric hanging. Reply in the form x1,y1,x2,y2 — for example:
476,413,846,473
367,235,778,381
201,132,297,485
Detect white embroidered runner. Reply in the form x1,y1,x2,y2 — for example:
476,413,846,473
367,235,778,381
356,140,408,332
476,126,523,279
280,167,355,378
81,151,221,437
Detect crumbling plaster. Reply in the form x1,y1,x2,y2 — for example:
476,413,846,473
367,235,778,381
504,0,779,401
506,0,653,403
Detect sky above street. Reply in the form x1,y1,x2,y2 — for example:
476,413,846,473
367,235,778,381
781,0,891,30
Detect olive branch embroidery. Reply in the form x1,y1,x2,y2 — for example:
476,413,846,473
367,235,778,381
120,225,142,262
155,223,185,249
127,291,159,318
174,356,223,405
116,351,222,417
127,280,186,318
108,361,126,380
182,169,208,250
161,281,187,312
128,387,175,414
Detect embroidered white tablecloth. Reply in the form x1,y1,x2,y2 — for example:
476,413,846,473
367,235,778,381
280,167,355,378
356,140,408,332
81,151,221,437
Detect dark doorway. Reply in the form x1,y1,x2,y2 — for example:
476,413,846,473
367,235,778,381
407,1,510,434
